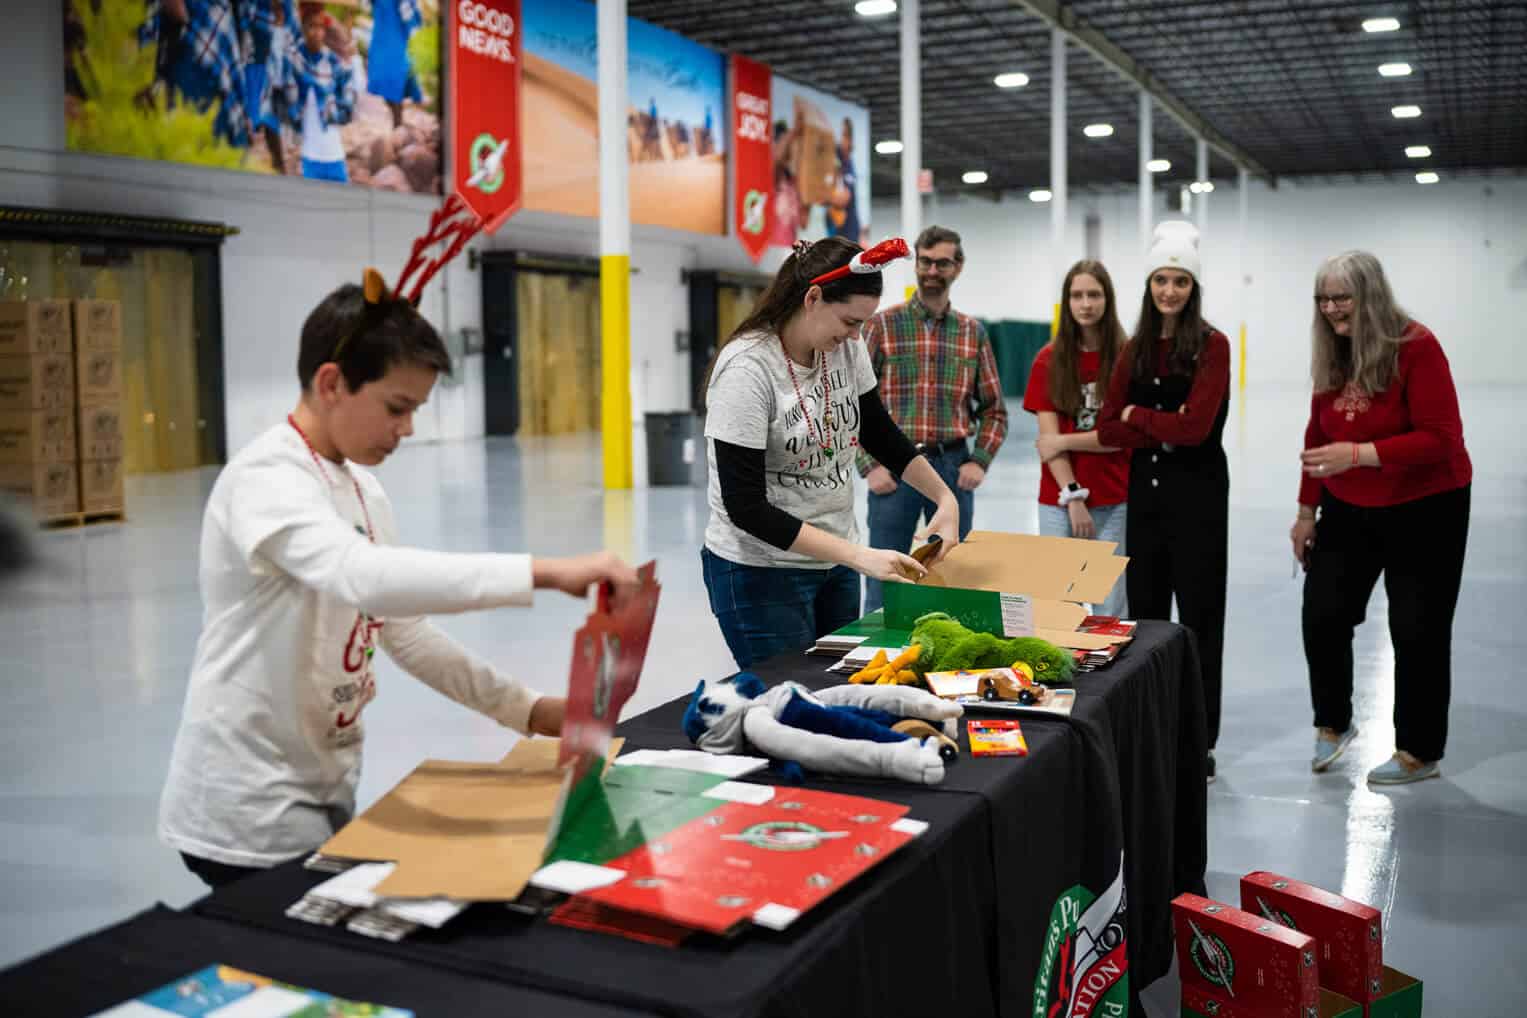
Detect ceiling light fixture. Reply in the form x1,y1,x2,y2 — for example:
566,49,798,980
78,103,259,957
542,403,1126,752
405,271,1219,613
962,170,989,185
1083,123,1114,138
1188,180,1216,194
1391,105,1422,118
1405,145,1431,158
1029,189,1052,203
1415,171,1439,184
1147,158,1171,173
854,0,897,16
994,72,1030,89
1378,62,1412,77
875,139,904,155
1362,16,1400,33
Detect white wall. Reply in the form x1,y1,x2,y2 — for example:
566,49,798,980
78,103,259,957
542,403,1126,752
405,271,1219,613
875,175,1527,385
1,0,768,470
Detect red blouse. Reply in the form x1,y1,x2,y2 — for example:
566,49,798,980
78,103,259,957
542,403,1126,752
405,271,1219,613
1299,322,1472,508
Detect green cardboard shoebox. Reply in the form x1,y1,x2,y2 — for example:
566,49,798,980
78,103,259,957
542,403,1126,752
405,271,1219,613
882,530,1128,651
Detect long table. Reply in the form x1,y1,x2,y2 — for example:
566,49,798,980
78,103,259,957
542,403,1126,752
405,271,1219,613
0,622,1205,1017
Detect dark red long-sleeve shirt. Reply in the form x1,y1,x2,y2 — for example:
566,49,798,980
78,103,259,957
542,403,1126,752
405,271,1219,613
1097,330,1231,449
1299,322,1471,508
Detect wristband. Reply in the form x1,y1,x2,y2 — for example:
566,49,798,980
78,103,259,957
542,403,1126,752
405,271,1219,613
1058,486,1091,507
1352,443,1360,466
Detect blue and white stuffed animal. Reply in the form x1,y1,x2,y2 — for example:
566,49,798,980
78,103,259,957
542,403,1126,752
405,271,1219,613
682,673,963,785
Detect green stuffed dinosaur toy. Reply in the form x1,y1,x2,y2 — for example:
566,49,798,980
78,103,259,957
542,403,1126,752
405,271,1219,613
909,612,1076,685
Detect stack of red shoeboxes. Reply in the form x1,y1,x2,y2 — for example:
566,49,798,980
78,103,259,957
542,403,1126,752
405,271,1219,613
1173,874,1422,1018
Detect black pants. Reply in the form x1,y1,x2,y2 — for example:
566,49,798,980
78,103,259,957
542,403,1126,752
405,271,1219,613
1126,469,1229,749
181,852,263,889
1302,485,1470,762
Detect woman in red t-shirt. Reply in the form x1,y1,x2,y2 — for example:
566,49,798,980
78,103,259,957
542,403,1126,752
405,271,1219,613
1294,251,1471,786
1026,259,1131,617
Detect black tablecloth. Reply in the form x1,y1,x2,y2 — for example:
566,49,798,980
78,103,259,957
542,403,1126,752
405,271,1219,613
0,905,650,1017
0,621,1205,1018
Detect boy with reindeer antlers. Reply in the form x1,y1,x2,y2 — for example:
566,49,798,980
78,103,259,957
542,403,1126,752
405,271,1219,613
160,199,640,888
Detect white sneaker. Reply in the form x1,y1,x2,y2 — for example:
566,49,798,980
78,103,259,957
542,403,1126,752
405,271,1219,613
1311,725,1358,772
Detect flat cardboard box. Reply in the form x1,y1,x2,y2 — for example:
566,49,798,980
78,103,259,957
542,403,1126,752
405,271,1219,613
0,354,74,411
1173,892,1319,1018
75,346,123,402
317,737,622,902
0,460,78,519
0,409,75,464
77,399,124,460
72,299,122,352
883,530,1129,650
0,300,72,355
1242,871,1383,1006
79,457,125,514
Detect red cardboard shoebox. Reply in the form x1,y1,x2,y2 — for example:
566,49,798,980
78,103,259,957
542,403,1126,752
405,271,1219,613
1173,893,1319,1018
1241,872,1381,1006
1240,873,1423,1018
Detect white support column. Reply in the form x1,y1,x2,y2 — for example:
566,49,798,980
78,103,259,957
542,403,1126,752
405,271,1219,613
1237,165,1250,392
1050,27,1067,311
900,0,921,247
1195,137,1209,234
598,0,632,490
1138,90,1152,258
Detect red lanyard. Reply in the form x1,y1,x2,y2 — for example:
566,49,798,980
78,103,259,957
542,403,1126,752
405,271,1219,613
287,414,375,543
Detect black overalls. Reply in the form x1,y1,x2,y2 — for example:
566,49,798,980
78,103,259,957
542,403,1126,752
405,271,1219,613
1124,358,1230,749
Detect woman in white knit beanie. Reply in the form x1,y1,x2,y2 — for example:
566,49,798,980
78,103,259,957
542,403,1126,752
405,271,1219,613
1095,221,1232,783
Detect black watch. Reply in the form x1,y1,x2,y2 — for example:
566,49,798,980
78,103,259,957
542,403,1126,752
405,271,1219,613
1066,482,1081,493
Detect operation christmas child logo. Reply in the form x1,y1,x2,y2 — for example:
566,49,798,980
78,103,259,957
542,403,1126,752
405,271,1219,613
1034,858,1129,1018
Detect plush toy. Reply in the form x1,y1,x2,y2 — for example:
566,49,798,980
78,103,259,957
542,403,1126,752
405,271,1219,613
682,673,963,785
909,612,1076,685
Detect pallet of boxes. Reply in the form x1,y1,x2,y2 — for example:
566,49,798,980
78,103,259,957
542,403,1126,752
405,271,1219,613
0,299,125,526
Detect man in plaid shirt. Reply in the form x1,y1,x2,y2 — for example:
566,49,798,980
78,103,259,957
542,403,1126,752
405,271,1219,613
857,225,1008,612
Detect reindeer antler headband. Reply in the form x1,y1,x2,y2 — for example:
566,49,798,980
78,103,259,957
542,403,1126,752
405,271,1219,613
360,193,484,308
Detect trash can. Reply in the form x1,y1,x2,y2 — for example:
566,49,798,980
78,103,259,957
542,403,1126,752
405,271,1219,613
646,411,700,486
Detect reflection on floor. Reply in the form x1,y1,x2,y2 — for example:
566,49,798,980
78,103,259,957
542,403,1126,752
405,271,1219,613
1,387,1522,1011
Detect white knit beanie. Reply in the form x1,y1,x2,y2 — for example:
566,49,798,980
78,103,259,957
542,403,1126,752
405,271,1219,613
1147,220,1201,280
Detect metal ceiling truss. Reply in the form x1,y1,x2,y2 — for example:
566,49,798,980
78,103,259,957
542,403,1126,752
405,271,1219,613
626,0,1527,196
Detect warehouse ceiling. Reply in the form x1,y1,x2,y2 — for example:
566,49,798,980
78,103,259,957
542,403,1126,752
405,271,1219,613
627,0,1527,196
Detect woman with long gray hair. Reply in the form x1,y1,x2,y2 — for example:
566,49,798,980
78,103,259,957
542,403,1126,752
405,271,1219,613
1294,251,1472,785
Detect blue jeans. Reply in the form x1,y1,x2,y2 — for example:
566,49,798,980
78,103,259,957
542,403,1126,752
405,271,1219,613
1037,501,1129,618
863,447,975,612
702,548,861,669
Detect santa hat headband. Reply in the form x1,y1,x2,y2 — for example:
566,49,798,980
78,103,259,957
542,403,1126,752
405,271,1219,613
808,237,911,286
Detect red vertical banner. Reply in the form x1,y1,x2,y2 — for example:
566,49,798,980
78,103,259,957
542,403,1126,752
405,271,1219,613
451,0,523,232
731,55,773,263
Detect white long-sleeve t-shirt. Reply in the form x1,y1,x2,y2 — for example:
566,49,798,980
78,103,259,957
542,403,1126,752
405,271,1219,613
159,423,541,867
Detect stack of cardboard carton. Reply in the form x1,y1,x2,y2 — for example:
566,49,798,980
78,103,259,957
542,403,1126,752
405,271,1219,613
1173,874,1423,1018
0,300,78,519
71,300,126,516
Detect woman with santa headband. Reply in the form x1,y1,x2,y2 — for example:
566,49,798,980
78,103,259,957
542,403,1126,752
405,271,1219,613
701,237,961,668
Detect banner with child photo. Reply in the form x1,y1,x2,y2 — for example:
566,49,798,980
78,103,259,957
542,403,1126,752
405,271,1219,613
62,0,443,193
768,75,871,251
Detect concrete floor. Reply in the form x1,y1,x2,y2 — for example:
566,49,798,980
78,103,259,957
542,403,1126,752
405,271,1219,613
1,387,1522,1011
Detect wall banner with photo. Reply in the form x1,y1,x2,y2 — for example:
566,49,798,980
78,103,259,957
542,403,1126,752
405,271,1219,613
63,0,445,193
768,75,871,250
520,0,726,235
